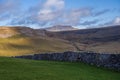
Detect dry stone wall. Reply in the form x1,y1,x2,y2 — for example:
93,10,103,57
15,51,120,71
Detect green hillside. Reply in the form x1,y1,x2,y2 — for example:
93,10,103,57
0,57,119,80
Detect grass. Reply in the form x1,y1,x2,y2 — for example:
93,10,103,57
0,57,120,80
0,35,75,56
86,42,120,53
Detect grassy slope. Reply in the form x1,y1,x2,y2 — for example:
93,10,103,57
86,42,120,53
0,57,120,80
49,25,120,53
0,35,76,56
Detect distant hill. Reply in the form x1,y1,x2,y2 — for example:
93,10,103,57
0,26,46,38
45,25,78,32
47,25,120,53
0,25,120,56
50,25,120,43
0,26,76,56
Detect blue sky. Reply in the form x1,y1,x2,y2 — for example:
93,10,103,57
0,0,120,29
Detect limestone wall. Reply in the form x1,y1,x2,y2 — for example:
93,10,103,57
15,51,120,71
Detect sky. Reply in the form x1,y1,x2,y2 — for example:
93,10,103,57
0,0,120,29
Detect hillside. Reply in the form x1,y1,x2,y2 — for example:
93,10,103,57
0,25,120,56
47,25,120,53
0,57,120,80
0,26,76,56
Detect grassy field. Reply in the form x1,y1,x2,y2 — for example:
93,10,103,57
0,57,120,80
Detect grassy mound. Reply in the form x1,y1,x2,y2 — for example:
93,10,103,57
0,57,119,80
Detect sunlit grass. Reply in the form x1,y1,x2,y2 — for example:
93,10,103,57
0,35,75,56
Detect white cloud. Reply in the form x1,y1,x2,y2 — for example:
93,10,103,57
100,17,120,27
0,0,92,27
38,0,64,21
114,17,120,24
44,0,64,10
61,8,91,25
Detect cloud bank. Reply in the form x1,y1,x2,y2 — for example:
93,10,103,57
0,0,119,28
